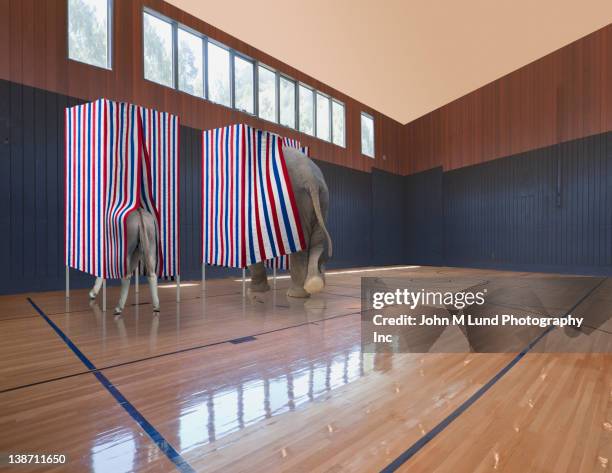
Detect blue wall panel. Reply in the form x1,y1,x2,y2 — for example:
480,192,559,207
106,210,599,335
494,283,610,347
315,159,373,269
371,169,406,266
441,132,612,274
404,167,444,265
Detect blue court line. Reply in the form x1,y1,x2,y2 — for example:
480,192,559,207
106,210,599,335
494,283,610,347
380,277,606,473
27,298,195,473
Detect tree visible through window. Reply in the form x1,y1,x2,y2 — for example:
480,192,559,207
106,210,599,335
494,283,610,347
143,12,173,88
258,66,277,122
178,28,204,98
298,85,314,136
68,0,111,69
316,93,330,142
234,56,254,114
361,113,375,158
208,42,230,106
332,101,345,147
279,77,295,129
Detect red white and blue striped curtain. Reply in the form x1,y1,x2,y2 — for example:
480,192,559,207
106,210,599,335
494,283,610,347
264,254,290,271
268,137,307,270
202,124,305,268
282,137,309,156
65,99,179,279
139,108,180,279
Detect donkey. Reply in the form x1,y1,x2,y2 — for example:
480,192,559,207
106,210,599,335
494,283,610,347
89,208,160,314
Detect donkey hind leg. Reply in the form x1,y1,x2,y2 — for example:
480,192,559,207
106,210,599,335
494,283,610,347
114,277,131,315
89,277,104,300
114,238,140,315
148,275,160,312
137,210,160,312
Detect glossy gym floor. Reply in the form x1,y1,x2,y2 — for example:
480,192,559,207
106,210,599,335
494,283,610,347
1,265,611,472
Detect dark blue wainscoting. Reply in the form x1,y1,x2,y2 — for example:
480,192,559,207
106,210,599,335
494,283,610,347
371,169,406,266
0,80,93,293
404,167,444,265
401,132,612,275
442,132,612,275
315,160,375,269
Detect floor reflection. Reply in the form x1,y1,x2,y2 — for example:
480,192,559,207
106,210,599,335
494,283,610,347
177,345,379,451
91,431,135,473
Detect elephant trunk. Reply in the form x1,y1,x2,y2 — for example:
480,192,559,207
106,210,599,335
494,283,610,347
307,184,332,258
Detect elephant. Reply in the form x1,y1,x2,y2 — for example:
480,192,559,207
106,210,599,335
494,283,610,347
89,208,160,314
248,146,333,298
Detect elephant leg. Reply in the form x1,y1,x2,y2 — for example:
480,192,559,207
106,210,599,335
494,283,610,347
288,251,310,298
303,224,328,294
249,262,270,292
148,274,160,312
304,245,325,294
89,277,103,299
114,277,131,314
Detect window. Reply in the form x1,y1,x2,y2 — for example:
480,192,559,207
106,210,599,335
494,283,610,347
279,76,296,129
208,42,230,106
298,84,314,136
143,11,174,87
177,28,204,98
139,9,352,148
361,112,375,158
316,93,330,141
332,100,345,147
258,65,277,122
68,0,112,69
233,55,254,114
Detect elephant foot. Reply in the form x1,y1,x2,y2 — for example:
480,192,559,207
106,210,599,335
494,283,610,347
249,281,270,293
287,286,310,298
304,276,324,294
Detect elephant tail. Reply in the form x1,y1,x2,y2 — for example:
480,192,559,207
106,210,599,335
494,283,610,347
307,185,333,258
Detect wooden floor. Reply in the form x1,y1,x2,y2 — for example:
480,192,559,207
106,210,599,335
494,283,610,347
0,266,610,472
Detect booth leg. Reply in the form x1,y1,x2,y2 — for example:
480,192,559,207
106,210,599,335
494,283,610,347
65,266,70,299
102,279,107,312
201,263,206,292
273,266,277,289
135,269,139,293
176,275,181,302
242,269,246,297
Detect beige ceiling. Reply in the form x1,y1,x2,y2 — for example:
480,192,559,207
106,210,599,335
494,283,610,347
168,0,612,124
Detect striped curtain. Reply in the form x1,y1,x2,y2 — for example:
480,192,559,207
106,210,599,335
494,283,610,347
202,124,306,268
65,99,179,279
264,254,290,271
139,108,180,279
282,137,309,156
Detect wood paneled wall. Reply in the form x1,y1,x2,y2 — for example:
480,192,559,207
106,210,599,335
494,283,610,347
0,0,608,177
403,24,611,175
0,0,403,174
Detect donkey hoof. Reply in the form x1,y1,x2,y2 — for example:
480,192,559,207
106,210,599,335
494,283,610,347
89,291,96,300
113,307,122,315
304,276,324,294
153,306,160,313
